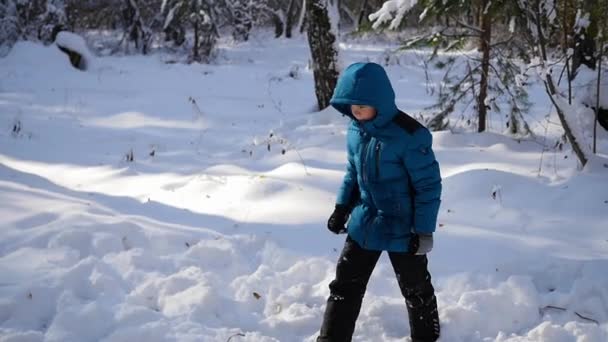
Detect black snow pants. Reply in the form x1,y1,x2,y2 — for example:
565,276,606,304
317,236,440,342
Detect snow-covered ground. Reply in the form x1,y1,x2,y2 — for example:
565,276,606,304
1,34,607,342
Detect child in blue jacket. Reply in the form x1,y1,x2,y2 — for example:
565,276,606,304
317,62,442,342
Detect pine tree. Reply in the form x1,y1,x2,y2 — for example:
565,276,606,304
371,0,532,135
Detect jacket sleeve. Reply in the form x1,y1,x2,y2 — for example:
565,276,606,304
403,128,442,234
336,131,360,211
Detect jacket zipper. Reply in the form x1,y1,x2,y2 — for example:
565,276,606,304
361,136,371,185
360,134,371,247
375,142,381,180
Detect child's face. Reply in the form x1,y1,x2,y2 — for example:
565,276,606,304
350,105,377,122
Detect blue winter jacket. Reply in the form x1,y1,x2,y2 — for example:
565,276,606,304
330,62,442,252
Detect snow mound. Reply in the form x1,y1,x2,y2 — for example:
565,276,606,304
55,31,95,70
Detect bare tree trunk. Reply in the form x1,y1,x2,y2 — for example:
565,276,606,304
594,55,602,154
270,10,284,38
306,0,339,110
193,19,200,62
477,0,491,133
594,1,606,153
334,0,341,32
285,0,297,38
123,0,150,55
559,0,573,103
299,0,308,33
357,0,369,30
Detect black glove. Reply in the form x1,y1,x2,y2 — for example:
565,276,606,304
327,204,349,234
408,233,433,255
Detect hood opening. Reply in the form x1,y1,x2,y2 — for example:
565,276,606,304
329,62,398,128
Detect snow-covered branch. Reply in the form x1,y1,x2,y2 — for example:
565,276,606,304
368,0,418,30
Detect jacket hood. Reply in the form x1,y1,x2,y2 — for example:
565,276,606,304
330,62,399,130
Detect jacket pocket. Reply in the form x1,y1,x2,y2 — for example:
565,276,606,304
373,214,410,240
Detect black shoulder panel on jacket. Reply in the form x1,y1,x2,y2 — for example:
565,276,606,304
392,111,423,134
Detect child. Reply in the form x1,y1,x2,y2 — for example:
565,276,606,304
317,62,442,342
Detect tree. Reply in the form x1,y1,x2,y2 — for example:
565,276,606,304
160,0,224,63
189,1,217,63
0,0,20,55
120,0,152,54
229,0,286,40
568,1,598,78
37,0,68,43
231,0,253,41
160,0,186,46
517,0,589,166
284,0,299,37
370,0,532,135
1,0,70,53
65,0,124,31
306,0,340,110
356,0,370,30
473,0,492,132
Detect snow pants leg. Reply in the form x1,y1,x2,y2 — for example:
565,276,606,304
317,236,440,342
317,236,381,342
388,253,440,342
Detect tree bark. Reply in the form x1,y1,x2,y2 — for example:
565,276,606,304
557,0,574,103
477,0,491,133
299,0,308,33
357,0,369,30
193,18,200,62
593,0,606,153
270,10,284,38
285,0,297,38
306,0,339,110
593,51,602,153
123,0,150,55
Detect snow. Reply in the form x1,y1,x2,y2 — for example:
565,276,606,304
163,6,177,31
55,31,95,70
509,17,516,33
544,0,557,24
369,0,419,30
574,10,591,32
419,8,429,22
542,66,608,159
1,34,608,341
